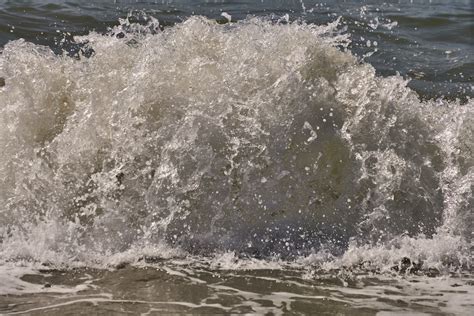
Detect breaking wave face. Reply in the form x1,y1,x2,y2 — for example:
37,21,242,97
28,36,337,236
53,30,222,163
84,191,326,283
0,16,472,270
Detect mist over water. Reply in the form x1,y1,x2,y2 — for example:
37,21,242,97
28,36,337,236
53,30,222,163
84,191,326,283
0,1,473,314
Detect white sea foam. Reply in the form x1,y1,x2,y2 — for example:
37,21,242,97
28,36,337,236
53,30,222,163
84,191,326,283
0,16,471,280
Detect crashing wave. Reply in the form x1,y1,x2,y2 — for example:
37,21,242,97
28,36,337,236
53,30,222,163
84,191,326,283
0,16,471,270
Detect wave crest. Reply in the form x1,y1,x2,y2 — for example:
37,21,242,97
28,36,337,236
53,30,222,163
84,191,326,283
0,16,472,269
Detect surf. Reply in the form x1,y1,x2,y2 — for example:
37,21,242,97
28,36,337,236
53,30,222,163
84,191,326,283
0,16,471,272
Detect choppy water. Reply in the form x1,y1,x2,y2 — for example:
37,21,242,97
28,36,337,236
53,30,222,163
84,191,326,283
0,0,473,315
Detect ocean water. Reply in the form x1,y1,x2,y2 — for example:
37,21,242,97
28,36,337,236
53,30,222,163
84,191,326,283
0,0,473,315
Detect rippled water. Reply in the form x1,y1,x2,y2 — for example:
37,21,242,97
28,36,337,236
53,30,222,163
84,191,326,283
0,1,473,315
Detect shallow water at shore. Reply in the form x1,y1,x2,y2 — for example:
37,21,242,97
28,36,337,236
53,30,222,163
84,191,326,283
1,261,473,315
